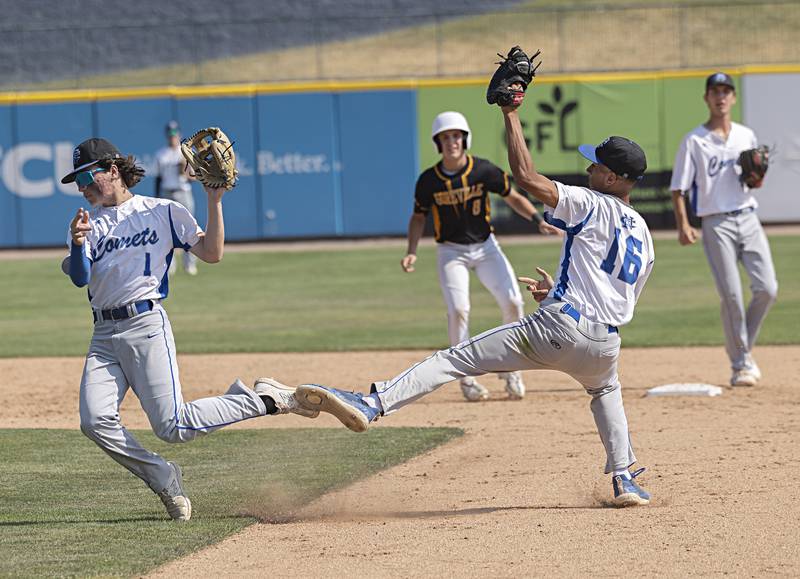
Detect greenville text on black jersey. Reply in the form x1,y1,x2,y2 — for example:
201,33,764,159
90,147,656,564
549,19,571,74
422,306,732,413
414,155,510,244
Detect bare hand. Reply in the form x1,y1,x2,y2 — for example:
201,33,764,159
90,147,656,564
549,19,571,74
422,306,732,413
401,254,417,273
678,226,698,246
69,208,91,246
203,184,226,202
538,220,562,236
501,82,526,113
518,267,554,303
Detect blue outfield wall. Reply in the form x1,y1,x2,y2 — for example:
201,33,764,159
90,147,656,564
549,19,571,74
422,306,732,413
0,90,417,248
4,67,800,248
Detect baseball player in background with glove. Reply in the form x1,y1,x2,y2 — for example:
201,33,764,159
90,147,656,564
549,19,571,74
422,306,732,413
62,134,315,522
670,72,778,387
291,47,656,507
403,110,560,402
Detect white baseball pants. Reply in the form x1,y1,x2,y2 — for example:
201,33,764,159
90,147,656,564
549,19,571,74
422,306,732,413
437,234,525,346
79,304,266,494
701,211,778,371
372,299,637,473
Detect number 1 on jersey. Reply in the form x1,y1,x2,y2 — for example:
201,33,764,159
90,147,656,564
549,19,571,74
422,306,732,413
600,228,642,285
144,252,151,276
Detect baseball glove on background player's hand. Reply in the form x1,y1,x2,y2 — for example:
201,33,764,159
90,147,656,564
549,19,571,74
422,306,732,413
486,46,542,107
738,145,770,188
181,127,238,190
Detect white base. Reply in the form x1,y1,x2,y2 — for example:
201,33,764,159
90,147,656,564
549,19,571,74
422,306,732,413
645,383,723,397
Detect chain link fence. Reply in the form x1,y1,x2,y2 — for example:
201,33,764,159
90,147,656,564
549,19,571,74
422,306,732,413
2,1,799,91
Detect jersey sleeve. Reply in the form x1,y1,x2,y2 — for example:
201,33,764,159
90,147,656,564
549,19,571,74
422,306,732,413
168,202,202,249
414,175,432,214
549,182,596,227
669,135,695,193
483,163,511,197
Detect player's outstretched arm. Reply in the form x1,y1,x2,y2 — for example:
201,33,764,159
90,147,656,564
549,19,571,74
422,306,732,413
503,188,561,235
670,189,698,246
501,108,558,208
401,212,426,273
191,185,226,263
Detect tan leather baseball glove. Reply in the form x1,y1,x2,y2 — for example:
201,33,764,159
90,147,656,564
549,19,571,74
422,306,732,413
181,127,238,190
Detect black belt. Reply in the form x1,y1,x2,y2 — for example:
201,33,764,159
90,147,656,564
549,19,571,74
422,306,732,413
93,300,154,323
560,303,618,334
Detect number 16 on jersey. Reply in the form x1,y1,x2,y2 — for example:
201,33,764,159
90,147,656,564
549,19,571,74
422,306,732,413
600,228,643,285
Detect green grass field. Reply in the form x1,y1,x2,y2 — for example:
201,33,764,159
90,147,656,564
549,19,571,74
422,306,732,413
0,427,461,577
0,234,797,358
0,234,796,576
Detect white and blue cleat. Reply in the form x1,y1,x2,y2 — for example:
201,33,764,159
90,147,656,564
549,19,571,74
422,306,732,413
612,467,651,507
294,384,379,433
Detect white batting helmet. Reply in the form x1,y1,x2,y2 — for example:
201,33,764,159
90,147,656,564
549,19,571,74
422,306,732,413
431,111,472,153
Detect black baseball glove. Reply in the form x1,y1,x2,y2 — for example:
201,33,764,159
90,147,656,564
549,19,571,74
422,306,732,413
738,145,770,188
486,46,542,107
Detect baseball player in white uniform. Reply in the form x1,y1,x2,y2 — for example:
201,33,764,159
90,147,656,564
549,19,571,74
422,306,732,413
62,138,316,521
403,111,559,402
670,72,778,387
292,107,656,505
154,121,198,276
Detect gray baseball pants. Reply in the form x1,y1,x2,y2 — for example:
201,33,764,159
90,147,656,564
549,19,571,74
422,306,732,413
701,211,778,371
79,304,266,494
372,299,637,473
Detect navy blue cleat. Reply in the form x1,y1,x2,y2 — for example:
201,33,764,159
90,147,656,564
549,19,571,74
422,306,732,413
294,384,379,433
612,467,651,507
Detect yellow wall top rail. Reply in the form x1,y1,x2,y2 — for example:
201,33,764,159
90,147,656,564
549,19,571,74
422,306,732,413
2,64,798,105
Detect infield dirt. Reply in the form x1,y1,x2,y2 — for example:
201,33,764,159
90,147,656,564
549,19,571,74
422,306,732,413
3,346,798,577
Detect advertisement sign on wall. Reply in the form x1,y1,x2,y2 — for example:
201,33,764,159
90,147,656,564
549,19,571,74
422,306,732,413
0,90,417,247
416,75,748,231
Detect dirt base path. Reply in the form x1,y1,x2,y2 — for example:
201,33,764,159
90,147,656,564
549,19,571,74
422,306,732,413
3,346,799,576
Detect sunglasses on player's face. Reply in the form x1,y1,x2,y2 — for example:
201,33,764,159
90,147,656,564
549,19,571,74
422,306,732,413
75,167,107,188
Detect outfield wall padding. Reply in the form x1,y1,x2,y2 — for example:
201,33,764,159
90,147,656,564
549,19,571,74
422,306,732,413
0,71,796,248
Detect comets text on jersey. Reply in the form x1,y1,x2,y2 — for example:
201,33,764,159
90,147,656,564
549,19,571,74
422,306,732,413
92,229,160,262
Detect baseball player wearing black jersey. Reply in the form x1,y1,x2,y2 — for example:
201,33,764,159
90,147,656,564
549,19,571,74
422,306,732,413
402,111,559,402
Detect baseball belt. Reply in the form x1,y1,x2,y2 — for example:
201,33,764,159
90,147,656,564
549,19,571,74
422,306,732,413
92,300,154,323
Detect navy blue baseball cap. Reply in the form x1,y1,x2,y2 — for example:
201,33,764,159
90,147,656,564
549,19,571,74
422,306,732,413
60,138,123,184
165,120,180,135
578,136,647,181
706,72,735,91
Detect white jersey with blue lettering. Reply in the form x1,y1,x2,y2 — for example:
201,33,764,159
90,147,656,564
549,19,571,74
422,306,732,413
670,122,758,217
543,182,655,327
67,195,202,309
